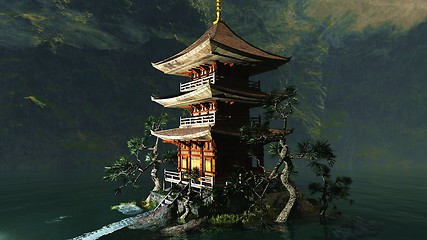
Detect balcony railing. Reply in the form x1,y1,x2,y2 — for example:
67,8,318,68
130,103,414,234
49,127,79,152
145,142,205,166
164,170,182,184
191,176,214,189
180,113,215,127
164,169,213,189
180,72,216,92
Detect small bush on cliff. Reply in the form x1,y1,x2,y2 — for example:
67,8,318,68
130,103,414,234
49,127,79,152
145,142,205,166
209,214,241,227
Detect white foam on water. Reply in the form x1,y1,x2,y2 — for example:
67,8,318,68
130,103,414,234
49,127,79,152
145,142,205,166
69,214,141,240
46,215,72,224
70,192,172,239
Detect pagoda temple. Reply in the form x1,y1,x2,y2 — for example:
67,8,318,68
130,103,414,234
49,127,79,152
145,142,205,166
151,0,290,190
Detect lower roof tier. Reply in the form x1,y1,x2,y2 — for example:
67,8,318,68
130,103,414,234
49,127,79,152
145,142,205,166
151,126,213,141
151,84,268,108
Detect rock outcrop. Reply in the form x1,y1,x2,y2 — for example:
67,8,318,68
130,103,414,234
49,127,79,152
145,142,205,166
160,218,209,236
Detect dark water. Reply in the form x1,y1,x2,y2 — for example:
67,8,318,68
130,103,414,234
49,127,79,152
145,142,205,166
0,167,426,240
0,169,148,240
336,167,427,240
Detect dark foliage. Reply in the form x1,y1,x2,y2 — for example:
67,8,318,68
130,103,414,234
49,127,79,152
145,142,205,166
239,83,353,223
103,114,176,194
308,177,353,207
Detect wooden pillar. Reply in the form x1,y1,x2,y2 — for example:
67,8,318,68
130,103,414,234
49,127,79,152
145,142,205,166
200,141,204,177
212,140,216,176
177,142,181,171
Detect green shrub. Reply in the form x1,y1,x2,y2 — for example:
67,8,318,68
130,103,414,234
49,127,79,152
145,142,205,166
209,214,241,226
110,201,137,210
141,200,157,210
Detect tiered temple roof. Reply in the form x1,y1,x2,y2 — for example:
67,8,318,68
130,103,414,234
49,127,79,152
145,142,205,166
151,18,291,143
152,20,290,76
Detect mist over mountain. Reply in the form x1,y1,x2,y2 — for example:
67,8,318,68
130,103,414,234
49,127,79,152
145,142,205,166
1,0,426,170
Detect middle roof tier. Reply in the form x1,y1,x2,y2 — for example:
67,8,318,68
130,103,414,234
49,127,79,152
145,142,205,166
151,84,268,108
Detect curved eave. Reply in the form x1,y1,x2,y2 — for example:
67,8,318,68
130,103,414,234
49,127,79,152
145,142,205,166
151,127,212,141
152,38,214,76
151,85,267,108
211,21,289,62
152,41,289,76
151,21,290,76
211,40,290,71
151,85,213,108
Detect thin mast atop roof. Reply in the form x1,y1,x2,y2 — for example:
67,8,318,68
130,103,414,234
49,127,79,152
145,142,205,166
213,0,222,24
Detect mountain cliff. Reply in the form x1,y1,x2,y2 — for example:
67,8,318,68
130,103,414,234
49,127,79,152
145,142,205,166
1,0,426,170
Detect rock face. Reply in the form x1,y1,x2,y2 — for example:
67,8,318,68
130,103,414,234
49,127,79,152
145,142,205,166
160,218,209,236
265,191,320,219
128,204,174,230
292,198,320,217
148,191,200,217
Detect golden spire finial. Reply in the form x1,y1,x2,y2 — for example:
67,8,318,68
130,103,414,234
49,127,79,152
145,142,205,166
213,0,222,24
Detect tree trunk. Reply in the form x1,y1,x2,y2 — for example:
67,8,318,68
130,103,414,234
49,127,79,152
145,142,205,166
180,185,192,220
275,140,297,223
275,159,297,223
319,203,328,224
151,162,162,192
150,137,162,192
319,176,329,224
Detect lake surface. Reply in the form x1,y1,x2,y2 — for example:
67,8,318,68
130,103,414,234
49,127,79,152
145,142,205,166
0,166,426,240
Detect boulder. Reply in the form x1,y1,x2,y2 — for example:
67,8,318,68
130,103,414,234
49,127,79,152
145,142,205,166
160,218,208,236
129,205,174,230
116,204,143,215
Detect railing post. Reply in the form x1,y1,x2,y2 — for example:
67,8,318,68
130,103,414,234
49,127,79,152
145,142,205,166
179,113,216,127
179,72,216,92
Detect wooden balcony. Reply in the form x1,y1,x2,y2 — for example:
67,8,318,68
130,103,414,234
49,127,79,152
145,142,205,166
190,176,214,189
164,170,182,184
164,169,213,190
180,113,215,128
180,72,216,92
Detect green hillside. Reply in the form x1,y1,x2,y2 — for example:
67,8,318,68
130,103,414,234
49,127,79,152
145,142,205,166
1,0,426,170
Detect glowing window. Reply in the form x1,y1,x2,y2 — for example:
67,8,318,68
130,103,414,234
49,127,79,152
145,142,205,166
205,158,212,172
181,157,187,169
191,156,201,170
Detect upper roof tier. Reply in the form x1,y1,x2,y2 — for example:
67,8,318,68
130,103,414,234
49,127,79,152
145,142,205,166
152,21,290,76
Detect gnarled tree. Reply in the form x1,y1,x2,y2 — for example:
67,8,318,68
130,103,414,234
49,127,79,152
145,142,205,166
104,113,175,194
241,86,352,223
240,85,298,223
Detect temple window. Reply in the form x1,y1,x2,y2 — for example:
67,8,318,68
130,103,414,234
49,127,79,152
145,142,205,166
205,158,212,172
